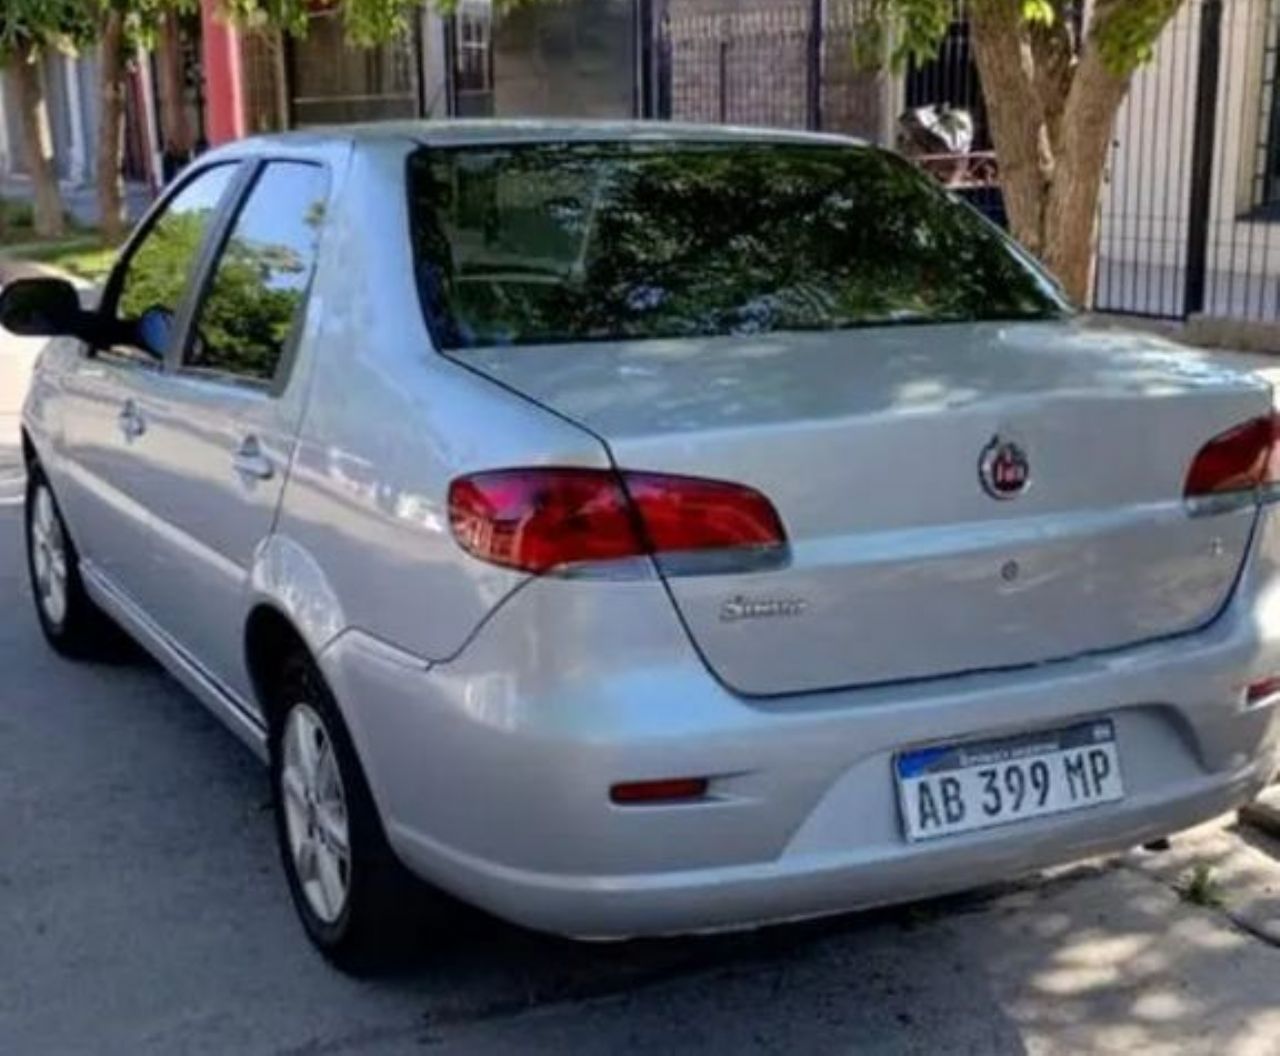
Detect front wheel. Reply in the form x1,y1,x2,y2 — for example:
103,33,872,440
270,653,434,973
25,467,128,659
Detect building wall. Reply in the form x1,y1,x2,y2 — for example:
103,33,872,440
661,0,893,141
240,30,288,135
493,0,637,118
43,55,74,181
74,53,99,181
287,12,420,127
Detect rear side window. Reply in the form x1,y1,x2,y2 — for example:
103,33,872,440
407,142,1065,350
184,161,329,384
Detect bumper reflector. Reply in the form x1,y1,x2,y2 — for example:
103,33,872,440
1245,676,1280,707
610,777,709,805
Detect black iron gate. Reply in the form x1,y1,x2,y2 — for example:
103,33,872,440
1096,0,1280,321
652,1,1001,220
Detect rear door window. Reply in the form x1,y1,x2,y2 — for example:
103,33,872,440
408,142,1065,350
183,161,329,386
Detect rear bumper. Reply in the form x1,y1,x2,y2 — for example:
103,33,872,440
389,756,1269,938
320,509,1280,940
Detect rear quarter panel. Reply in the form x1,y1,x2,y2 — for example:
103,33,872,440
272,141,613,662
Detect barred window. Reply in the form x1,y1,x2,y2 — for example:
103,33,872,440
453,5,495,116
1255,1,1280,210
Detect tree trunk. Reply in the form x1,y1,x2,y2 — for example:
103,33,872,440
1042,57,1129,307
4,46,65,240
156,10,193,180
96,8,128,245
966,1,1147,307
968,2,1052,260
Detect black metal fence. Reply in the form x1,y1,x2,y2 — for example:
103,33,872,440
651,1,1006,220
653,2,992,140
1096,0,1280,321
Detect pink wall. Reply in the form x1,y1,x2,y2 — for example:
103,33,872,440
201,0,246,144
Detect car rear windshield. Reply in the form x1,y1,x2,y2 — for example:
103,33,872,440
407,141,1065,350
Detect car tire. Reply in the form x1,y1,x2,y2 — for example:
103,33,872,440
25,466,130,660
270,651,434,974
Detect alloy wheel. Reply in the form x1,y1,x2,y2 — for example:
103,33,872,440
30,484,68,628
281,703,352,924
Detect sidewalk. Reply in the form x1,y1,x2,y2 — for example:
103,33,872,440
415,819,1280,1055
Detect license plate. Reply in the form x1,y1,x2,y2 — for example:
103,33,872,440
895,720,1124,842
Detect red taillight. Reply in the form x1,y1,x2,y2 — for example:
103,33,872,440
448,467,785,574
624,471,785,554
1184,414,1280,498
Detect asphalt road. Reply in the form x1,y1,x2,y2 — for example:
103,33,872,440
4,495,1280,1055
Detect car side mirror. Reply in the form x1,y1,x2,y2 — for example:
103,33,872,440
0,277,88,339
135,305,174,360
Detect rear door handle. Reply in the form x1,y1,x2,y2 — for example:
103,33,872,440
118,399,145,440
232,435,274,482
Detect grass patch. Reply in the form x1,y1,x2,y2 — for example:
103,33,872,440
1,234,119,285
0,197,36,235
1,195,115,284
1178,862,1225,909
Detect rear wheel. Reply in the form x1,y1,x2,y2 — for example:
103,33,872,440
25,467,128,659
270,652,433,973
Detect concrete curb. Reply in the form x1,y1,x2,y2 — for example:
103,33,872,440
1087,311,1280,358
1237,785,1280,838
1185,314,1280,357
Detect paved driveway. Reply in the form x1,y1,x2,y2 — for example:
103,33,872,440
3,326,1280,1054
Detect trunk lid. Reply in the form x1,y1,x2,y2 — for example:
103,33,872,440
457,321,1269,695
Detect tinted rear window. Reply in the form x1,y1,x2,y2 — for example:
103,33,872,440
408,142,1064,350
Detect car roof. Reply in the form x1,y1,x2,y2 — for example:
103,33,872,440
234,119,869,153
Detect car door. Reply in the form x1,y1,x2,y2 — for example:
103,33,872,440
59,162,244,594
117,160,332,706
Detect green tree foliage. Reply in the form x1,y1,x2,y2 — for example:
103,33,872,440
220,0,422,46
219,0,540,45
0,0,92,57
88,0,198,51
868,0,1180,76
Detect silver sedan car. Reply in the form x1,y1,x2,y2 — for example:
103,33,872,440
5,122,1280,972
